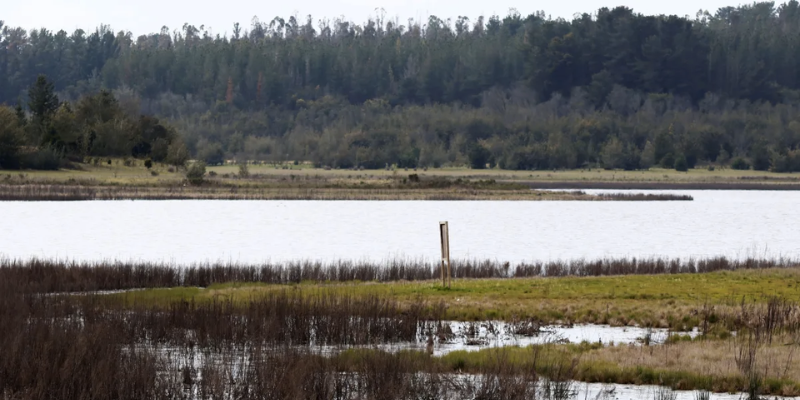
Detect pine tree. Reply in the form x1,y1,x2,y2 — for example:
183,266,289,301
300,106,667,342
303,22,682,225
13,101,26,127
27,75,59,122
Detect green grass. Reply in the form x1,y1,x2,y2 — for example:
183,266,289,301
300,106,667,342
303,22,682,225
115,268,800,328
325,344,800,396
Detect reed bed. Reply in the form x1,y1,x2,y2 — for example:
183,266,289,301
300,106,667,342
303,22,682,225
2,256,794,294
0,183,693,201
591,192,694,201
0,271,578,400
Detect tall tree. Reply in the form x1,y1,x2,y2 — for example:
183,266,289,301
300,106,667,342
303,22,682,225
27,75,60,122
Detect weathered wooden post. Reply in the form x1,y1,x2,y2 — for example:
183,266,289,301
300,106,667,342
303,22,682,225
439,221,451,288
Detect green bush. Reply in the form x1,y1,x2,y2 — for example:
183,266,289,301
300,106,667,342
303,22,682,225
21,146,63,170
731,157,750,170
238,163,249,178
674,154,689,172
185,161,206,185
144,159,153,169
769,149,800,172
659,153,675,169
468,144,491,170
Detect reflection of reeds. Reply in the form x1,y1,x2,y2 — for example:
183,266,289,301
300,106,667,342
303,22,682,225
2,256,796,293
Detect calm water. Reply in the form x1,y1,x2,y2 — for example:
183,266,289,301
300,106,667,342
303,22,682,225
367,322,699,356
1,190,798,263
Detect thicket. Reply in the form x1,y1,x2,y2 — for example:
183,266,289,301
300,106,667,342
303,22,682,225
6,3,800,170
0,75,187,170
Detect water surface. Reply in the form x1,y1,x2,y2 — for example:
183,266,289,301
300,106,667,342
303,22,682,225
1,190,797,263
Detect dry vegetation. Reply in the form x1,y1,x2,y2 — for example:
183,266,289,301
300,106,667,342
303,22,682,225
0,182,690,201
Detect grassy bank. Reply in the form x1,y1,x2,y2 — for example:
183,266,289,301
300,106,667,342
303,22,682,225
116,268,800,331
5,256,795,329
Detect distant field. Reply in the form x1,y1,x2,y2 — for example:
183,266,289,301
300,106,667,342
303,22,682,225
0,158,723,199
4,159,800,187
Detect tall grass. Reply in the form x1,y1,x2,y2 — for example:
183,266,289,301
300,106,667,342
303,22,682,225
2,256,795,293
0,183,608,201
0,269,584,400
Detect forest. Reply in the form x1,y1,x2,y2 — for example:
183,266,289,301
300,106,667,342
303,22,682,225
4,1,800,171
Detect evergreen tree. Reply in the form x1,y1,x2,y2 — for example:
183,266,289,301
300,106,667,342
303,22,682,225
27,75,59,122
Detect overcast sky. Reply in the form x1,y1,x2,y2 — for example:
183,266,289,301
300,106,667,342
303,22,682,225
3,0,782,36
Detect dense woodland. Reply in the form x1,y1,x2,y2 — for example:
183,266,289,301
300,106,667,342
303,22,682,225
5,2,800,171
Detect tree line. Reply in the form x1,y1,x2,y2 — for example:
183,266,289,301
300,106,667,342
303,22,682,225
3,2,800,171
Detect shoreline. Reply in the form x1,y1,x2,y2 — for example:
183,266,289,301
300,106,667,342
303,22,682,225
0,183,694,201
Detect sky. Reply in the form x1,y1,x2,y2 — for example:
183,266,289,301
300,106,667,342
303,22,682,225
2,0,783,36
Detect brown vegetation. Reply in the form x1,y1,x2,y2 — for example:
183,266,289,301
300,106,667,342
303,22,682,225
1,256,790,294
0,269,577,400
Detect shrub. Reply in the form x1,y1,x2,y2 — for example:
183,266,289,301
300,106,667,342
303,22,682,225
198,142,224,165
674,154,689,172
659,153,675,169
149,170,159,176
238,163,250,178
166,141,189,167
185,161,206,185
468,144,491,170
144,159,153,169
769,149,800,172
21,146,63,170
731,157,750,170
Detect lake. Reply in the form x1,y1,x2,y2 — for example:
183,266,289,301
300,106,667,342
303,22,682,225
1,190,798,264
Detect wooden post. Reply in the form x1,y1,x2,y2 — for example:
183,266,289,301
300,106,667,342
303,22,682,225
439,221,451,288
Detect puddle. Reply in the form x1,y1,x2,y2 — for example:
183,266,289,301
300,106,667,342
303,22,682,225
133,323,699,366
42,288,148,296
401,322,701,356
574,381,800,400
